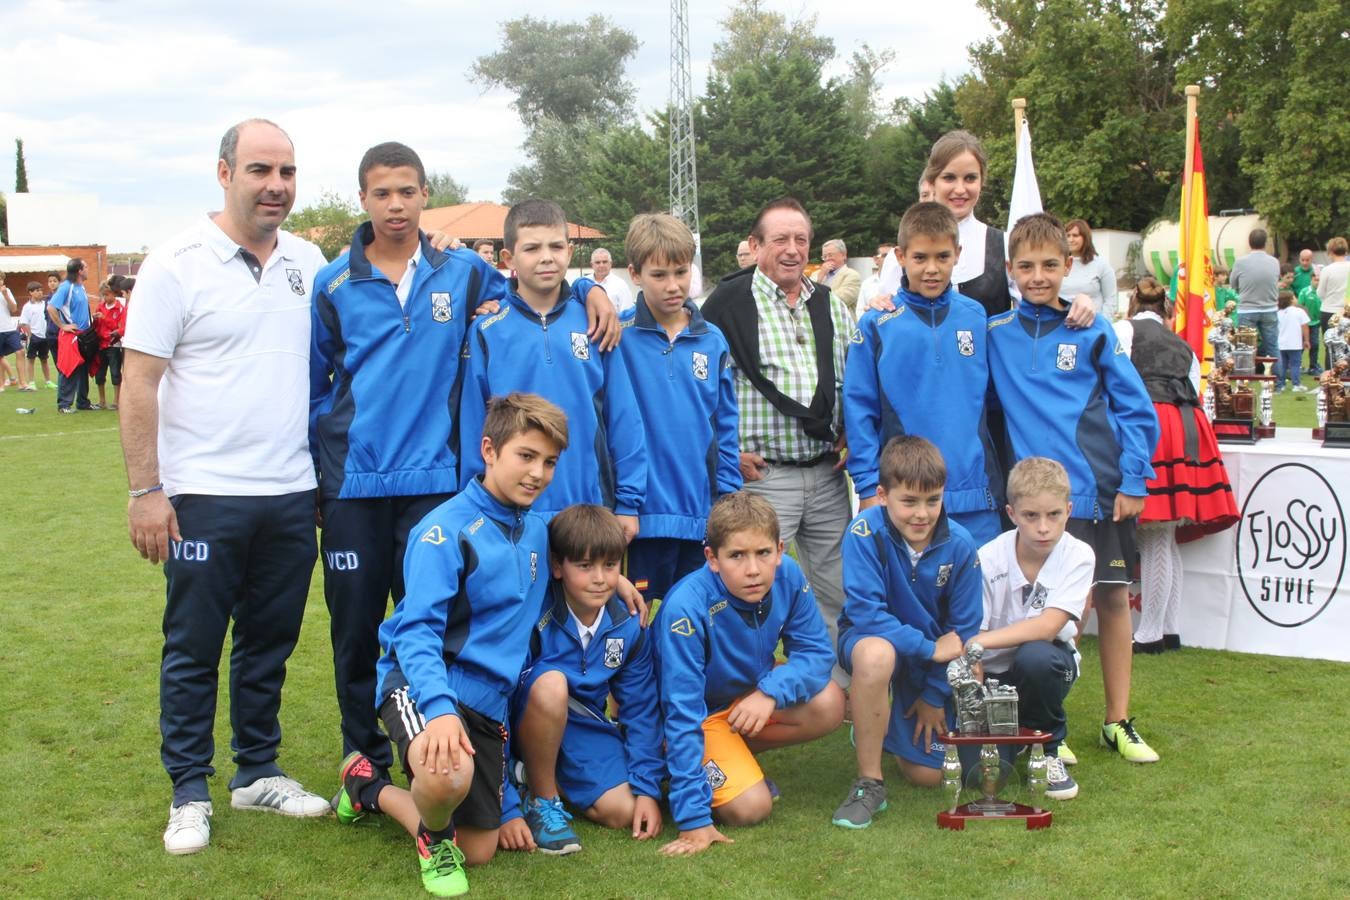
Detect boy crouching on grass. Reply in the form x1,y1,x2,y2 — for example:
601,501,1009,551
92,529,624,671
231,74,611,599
655,491,845,856
832,435,983,829
334,393,565,898
497,504,664,856
973,457,1093,800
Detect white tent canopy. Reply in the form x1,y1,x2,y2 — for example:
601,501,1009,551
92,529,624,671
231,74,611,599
0,254,71,274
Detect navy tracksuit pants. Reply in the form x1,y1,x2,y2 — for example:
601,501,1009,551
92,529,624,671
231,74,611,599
988,639,1078,757
320,493,451,775
160,491,316,805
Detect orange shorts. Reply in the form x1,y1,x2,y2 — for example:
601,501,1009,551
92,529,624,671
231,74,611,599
701,706,767,808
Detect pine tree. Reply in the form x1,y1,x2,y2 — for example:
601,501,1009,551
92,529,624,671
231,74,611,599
15,138,29,193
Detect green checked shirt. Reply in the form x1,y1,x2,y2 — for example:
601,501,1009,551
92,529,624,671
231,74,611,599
734,267,852,461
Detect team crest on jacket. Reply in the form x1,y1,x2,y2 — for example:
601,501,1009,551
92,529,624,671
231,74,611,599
956,330,975,357
703,760,728,789
692,351,709,381
1026,583,1048,609
286,269,306,296
1056,343,1078,371
570,332,590,360
604,637,624,669
936,563,953,587
430,292,452,323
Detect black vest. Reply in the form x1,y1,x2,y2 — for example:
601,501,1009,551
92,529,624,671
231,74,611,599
1130,317,1199,406
959,225,1014,318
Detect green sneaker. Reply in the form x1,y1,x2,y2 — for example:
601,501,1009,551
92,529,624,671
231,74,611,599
417,833,468,897
1057,742,1078,766
333,752,386,825
1100,718,1160,763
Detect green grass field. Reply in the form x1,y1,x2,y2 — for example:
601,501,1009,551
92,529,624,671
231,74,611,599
2,381,1346,899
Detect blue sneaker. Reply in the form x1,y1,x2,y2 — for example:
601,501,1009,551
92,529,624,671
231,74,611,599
523,794,580,855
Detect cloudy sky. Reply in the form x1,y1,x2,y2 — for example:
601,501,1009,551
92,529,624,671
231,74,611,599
0,0,994,251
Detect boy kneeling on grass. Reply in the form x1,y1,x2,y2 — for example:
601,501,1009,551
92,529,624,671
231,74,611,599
497,504,664,856
655,491,845,856
832,435,983,830
972,456,1093,800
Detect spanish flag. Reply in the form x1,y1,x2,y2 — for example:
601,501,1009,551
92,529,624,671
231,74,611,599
1176,126,1213,359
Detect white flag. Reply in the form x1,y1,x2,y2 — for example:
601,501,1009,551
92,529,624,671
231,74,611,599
1007,122,1043,232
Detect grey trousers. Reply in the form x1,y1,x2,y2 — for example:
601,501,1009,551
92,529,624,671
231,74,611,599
744,458,852,686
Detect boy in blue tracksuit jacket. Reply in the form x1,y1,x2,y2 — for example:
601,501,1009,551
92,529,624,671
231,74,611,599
988,212,1163,765
831,435,983,830
497,505,663,856
617,213,741,601
309,144,516,780
844,202,1003,546
654,492,845,857
331,393,565,896
457,200,646,530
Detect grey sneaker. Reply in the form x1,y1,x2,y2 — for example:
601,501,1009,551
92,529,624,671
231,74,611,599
831,777,887,829
1044,756,1079,800
230,775,330,817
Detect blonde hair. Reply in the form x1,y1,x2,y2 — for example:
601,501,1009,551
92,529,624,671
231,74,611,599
706,491,779,551
1006,457,1071,506
482,392,569,454
624,213,695,273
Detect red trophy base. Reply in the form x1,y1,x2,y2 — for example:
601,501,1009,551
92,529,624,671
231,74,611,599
936,728,1054,831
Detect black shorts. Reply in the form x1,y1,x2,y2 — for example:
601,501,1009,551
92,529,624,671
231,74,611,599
379,686,507,831
26,337,51,361
1067,516,1138,584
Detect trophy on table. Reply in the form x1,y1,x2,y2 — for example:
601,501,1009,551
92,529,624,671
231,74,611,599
936,643,1053,831
1206,318,1274,443
1316,317,1350,447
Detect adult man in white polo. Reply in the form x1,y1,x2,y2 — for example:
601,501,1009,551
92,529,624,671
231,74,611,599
590,246,634,315
121,118,330,855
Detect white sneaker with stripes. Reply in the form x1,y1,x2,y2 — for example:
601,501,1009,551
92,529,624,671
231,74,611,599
230,775,330,817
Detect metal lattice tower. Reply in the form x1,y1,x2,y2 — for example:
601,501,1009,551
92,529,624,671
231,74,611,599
669,0,700,247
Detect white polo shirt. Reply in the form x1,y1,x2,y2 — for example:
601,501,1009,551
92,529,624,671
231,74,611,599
977,529,1094,674
123,215,326,497
598,272,634,315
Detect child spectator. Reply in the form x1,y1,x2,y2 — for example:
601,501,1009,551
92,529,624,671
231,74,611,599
831,435,982,829
1214,267,1239,327
618,213,741,602
498,504,663,856
458,200,646,533
988,213,1161,764
0,279,23,391
845,201,1004,547
19,282,54,389
1298,273,1323,375
337,394,565,897
93,279,127,409
974,457,1094,800
1114,279,1238,653
655,491,844,856
1276,289,1310,391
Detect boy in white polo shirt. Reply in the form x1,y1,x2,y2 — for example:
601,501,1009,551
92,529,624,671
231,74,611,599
973,457,1093,801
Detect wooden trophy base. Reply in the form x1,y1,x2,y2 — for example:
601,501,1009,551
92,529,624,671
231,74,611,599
936,728,1053,831
1255,423,1276,439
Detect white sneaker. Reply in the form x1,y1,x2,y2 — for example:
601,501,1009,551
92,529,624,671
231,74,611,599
1043,756,1079,800
1292,384,1309,393
230,775,330,817
164,801,212,855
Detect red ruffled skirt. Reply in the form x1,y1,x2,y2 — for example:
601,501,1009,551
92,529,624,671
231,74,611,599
1140,401,1239,542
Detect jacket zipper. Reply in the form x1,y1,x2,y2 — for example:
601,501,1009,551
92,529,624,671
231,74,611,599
539,309,552,363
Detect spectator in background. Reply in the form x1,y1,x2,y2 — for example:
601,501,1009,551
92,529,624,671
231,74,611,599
816,239,860,319
1316,237,1349,355
1063,219,1118,319
590,247,634,315
93,278,127,410
857,243,893,319
1292,248,1316,297
473,239,496,266
1298,272,1322,375
1229,228,1280,373
20,281,55,389
0,276,24,390
48,257,95,412
736,239,754,269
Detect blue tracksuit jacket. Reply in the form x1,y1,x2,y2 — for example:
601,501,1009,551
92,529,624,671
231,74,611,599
457,283,647,520
617,296,741,540
654,557,834,830
837,505,984,708
844,284,1003,510
499,585,664,821
376,477,549,724
987,299,1159,519
310,225,508,499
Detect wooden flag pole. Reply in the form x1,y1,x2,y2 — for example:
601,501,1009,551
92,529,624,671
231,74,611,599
1181,85,1200,301
1013,98,1026,145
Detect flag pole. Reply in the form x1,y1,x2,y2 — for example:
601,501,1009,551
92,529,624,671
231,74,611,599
1181,85,1199,304
1013,98,1026,145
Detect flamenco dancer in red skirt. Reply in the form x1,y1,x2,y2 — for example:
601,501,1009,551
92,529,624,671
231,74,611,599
1113,278,1238,652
